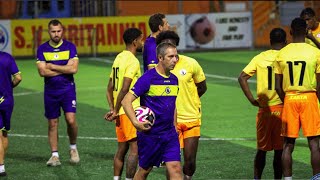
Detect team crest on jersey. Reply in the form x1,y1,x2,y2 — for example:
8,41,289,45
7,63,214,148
72,100,76,108
54,54,59,59
317,33,320,38
180,69,187,75
165,87,171,94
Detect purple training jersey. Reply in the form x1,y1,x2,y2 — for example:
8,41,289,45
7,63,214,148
131,68,179,135
142,35,157,73
37,40,78,92
0,51,20,106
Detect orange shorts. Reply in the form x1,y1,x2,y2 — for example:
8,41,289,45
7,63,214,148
281,92,320,138
115,114,137,142
256,104,283,151
176,120,200,148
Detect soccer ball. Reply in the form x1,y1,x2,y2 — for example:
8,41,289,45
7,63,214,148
134,106,155,126
190,16,215,44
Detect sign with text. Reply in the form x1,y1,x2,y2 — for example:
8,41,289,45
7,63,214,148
11,16,150,56
185,12,252,49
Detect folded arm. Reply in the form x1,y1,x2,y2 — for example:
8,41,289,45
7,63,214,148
46,58,79,74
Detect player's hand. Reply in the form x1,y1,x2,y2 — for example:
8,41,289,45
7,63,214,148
306,30,315,40
133,121,152,132
104,111,118,122
250,99,260,107
46,63,53,70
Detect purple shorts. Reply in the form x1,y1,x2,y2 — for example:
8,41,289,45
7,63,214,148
0,104,13,131
137,129,180,169
44,85,76,119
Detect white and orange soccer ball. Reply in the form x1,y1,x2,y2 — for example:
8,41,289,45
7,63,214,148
134,106,155,126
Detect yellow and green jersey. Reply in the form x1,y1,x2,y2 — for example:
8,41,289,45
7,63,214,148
306,25,320,47
171,54,206,123
243,50,282,107
110,50,141,115
274,43,320,93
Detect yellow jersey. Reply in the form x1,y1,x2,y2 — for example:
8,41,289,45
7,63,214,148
243,50,282,107
171,54,206,123
274,43,320,93
306,25,320,47
110,50,141,115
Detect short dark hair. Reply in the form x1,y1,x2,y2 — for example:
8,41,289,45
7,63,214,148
156,42,176,58
149,13,165,33
123,28,142,45
48,19,62,29
291,17,307,36
270,28,286,44
300,7,316,18
156,30,180,46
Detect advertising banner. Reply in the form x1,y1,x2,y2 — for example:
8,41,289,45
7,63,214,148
166,14,186,50
185,12,252,49
11,16,150,57
0,20,12,54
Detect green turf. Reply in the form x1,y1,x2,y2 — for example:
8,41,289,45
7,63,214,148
6,50,312,179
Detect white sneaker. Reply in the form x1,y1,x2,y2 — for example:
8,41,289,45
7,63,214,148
69,149,80,164
46,156,61,166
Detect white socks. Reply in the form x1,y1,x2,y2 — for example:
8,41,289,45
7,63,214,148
0,164,5,173
284,177,292,180
70,144,77,150
52,151,59,157
113,176,120,180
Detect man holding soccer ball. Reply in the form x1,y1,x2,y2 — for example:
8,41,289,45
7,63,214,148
122,42,182,179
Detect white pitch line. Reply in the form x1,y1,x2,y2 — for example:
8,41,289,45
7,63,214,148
8,133,306,141
88,57,256,83
13,86,106,97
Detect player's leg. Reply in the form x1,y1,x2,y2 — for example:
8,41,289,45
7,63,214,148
270,105,283,179
126,139,138,179
301,93,320,175
114,142,129,178
281,93,300,178
183,136,199,179
273,149,283,179
254,149,266,179
120,114,138,179
62,87,79,164
165,161,183,179
2,132,7,155
48,118,59,152
0,111,5,175
62,87,78,145
0,130,5,176
308,136,320,175
65,112,78,145
282,137,295,177
44,92,62,166
134,166,153,180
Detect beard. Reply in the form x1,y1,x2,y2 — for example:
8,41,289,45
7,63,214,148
51,36,61,44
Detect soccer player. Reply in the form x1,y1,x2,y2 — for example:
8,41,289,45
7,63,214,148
274,17,320,179
300,7,320,48
156,31,207,180
104,28,143,180
238,28,287,179
143,13,170,72
0,51,22,176
36,19,80,166
121,42,182,179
